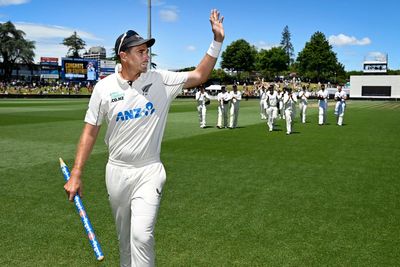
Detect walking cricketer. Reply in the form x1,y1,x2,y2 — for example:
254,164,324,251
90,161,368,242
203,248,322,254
63,9,224,267
317,84,329,125
265,84,278,132
283,88,297,135
229,84,241,129
216,86,231,128
195,85,210,128
334,85,347,126
298,85,310,123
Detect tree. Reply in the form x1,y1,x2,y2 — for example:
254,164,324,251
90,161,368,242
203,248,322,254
280,25,294,65
221,39,257,72
255,47,289,80
0,21,35,81
62,31,86,58
296,31,344,82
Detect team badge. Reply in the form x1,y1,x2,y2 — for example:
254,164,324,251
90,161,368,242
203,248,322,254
141,83,152,95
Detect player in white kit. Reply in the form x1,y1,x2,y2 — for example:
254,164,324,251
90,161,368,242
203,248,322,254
217,86,231,128
283,88,297,135
334,85,347,126
298,85,310,123
64,9,225,267
265,84,278,132
317,84,329,125
277,89,285,119
259,84,267,120
229,84,242,128
195,85,210,128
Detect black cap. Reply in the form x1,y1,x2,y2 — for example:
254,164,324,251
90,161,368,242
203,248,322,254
115,30,155,55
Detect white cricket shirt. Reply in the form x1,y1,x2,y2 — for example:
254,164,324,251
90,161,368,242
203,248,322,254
265,90,278,107
85,64,188,166
298,90,310,105
230,90,242,103
334,90,347,102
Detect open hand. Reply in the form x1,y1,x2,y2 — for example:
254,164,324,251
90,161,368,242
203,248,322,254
209,9,224,42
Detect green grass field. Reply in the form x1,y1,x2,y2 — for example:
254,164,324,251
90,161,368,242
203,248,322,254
1,98,399,266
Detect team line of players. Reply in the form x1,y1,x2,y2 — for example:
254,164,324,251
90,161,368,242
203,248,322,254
195,83,348,134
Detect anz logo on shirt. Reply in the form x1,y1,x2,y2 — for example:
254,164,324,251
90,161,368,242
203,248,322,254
116,102,156,122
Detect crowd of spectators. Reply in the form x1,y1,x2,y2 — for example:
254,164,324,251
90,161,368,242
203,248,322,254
0,80,94,95
0,77,332,98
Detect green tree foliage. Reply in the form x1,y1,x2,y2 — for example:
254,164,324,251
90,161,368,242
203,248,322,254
296,31,344,82
221,39,257,72
62,31,86,58
280,25,294,65
210,68,234,84
0,21,35,81
255,47,289,80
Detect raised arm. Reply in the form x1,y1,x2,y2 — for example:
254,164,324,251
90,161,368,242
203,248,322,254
184,9,225,89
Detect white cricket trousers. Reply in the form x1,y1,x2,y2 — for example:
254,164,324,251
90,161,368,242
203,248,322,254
229,101,240,128
335,101,346,126
197,104,207,127
260,100,266,119
266,106,278,131
217,103,229,128
284,109,294,134
106,161,166,267
318,101,327,125
299,102,307,123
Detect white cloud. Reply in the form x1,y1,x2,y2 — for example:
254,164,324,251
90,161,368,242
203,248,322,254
186,45,196,52
4,22,103,62
255,41,279,51
0,0,30,6
14,22,102,41
366,51,387,62
329,34,371,46
159,6,179,22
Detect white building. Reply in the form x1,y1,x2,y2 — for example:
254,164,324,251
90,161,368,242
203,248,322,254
350,75,400,99
350,52,400,99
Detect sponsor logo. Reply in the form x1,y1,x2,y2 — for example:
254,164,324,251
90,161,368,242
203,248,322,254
110,91,125,103
116,101,155,122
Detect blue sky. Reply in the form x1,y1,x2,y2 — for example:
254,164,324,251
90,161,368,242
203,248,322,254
1,0,399,71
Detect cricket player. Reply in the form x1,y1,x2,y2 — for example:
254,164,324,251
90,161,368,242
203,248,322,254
334,85,347,126
217,86,231,128
195,85,210,128
317,84,329,125
277,89,285,119
229,84,242,128
298,85,310,123
265,84,278,132
283,88,297,135
64,9,224,267
259,84,267,119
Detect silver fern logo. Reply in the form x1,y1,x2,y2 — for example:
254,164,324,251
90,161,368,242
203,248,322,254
141,83,152,95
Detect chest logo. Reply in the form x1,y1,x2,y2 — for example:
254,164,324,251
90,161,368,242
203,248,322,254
110,92,125,103
116,101,156,122
141,83,152,95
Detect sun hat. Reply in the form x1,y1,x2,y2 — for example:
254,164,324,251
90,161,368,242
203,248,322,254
115,30,155,55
